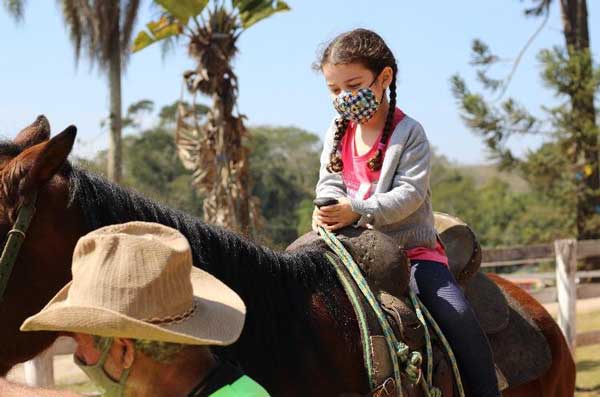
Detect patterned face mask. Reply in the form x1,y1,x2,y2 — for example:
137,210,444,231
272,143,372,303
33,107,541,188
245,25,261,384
333,76,382,124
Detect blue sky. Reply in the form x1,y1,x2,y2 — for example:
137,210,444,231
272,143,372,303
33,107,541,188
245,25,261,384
1,1,598,163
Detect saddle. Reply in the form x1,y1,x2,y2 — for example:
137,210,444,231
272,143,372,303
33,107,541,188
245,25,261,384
286,214,552,393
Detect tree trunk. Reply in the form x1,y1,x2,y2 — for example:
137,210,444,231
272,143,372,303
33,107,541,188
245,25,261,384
559,0,599,240
107,42,123,183
202,91,252,236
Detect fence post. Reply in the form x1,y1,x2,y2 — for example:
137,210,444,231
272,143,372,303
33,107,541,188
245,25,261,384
23,347,54,387
555,238,577,351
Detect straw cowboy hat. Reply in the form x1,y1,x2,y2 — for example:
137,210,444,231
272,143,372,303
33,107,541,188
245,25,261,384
21,221,246,346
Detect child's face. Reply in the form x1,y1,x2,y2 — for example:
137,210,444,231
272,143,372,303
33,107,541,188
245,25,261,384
322,62,391,101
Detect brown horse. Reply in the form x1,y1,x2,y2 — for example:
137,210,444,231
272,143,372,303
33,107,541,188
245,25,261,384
0,117,575,396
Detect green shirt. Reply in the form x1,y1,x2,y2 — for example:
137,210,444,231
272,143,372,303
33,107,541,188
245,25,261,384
209,375,271,397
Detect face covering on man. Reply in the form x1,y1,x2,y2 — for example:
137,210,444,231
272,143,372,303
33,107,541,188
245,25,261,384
74,340,130,397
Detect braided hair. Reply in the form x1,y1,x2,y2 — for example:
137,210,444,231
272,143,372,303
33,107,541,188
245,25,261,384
316,29,398,173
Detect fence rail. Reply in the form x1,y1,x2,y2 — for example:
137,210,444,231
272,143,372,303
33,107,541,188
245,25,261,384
482,238,600,351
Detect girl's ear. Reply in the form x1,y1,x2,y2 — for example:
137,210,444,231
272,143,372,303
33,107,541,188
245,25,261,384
379,66,394,91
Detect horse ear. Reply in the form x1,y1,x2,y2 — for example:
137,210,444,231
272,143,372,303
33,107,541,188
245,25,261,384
16,125,77,194
14,115,51,148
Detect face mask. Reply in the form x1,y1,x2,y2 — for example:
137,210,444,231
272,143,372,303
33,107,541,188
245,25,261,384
74,340,131,397
333,75,383,124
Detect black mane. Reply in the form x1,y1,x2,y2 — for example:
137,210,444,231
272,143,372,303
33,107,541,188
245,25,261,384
67,167,347,372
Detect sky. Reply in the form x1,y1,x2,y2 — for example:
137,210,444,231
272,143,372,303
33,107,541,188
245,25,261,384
0,1,599,164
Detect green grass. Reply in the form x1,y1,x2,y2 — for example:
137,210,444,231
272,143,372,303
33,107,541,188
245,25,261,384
576,310,600,397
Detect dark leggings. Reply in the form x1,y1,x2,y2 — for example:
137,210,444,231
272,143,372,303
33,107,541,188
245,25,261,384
410,260,500,397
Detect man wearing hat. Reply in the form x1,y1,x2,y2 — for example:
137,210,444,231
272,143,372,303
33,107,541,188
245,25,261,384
0,222,270,397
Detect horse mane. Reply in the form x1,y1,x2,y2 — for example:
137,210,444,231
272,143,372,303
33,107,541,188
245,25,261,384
67,166,347,368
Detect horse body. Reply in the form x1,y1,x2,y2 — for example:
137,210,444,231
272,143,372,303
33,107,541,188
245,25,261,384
0,118,575,396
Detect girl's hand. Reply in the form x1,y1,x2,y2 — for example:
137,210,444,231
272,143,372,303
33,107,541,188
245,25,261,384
315,197,361,231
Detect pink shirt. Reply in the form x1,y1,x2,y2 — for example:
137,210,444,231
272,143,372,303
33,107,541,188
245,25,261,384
340,108,448,266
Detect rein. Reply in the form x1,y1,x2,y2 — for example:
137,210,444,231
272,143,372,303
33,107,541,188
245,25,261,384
318,226,464,397
0,192,38,302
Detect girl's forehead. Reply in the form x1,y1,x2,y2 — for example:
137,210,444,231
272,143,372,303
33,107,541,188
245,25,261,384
323,63,372,85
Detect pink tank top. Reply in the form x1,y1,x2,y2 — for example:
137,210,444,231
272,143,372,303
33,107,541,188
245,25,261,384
340,108,448,266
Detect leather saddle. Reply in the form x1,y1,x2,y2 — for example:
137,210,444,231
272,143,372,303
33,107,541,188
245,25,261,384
286,213,552,392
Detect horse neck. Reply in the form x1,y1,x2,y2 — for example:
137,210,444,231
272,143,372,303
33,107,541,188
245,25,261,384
69,167,335,349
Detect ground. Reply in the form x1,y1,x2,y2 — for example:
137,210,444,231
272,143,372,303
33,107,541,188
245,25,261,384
6,299,600,396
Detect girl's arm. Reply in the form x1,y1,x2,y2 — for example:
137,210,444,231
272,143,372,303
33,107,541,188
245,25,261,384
350,124,431,227
315,120,347,199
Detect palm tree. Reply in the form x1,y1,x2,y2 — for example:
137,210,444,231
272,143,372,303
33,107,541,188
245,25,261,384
59,0,141,182
133,0,289,235
2,0,25,20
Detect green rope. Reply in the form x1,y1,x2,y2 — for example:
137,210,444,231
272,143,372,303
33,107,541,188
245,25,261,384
320,227,461,396
324,252,375,389
319,227,404,395
410,290,466,397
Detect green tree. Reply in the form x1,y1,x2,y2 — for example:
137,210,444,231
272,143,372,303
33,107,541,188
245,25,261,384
451,0,600,240
132,0,289,236
2,0,24,19
78,100,204,214
247,126,321,246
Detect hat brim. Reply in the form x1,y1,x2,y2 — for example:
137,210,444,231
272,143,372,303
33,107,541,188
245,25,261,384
20,268,245,346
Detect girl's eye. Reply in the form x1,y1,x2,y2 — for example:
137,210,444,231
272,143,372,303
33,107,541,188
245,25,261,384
348,85,360,90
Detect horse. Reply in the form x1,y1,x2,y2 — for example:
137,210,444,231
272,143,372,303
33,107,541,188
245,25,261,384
0,117,575,396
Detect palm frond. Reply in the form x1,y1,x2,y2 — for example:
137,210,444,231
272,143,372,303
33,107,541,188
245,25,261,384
3,0,26,21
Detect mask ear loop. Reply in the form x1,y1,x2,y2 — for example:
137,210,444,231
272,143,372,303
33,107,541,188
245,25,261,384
369,70,388,104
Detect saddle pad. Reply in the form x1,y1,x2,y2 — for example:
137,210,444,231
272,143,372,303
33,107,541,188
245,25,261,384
464,272,509,334
466,272,552,388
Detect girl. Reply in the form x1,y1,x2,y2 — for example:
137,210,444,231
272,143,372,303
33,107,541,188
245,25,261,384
312,28,500,397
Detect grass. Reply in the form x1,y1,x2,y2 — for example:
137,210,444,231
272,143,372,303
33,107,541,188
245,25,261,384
575,310,600,397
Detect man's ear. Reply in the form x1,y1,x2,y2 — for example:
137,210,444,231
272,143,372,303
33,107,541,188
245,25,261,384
114,338,136,369
12,125,77,195
14,115,51,148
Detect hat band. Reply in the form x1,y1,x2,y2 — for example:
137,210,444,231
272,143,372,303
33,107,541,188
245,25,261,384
141,302,197,326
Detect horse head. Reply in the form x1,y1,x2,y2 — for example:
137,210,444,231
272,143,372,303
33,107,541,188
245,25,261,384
0,116,85,373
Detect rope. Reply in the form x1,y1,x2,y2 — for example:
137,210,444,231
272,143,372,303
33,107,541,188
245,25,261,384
324,252,375,389
319,227,404,395
410,290,466,397
320,227,462,396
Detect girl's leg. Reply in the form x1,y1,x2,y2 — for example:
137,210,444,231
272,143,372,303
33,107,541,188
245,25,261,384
410,260,500,397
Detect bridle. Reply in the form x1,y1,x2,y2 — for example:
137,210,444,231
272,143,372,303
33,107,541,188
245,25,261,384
0,192,38,302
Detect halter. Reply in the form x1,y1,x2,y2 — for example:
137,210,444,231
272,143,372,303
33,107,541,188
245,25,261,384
0,192,38,302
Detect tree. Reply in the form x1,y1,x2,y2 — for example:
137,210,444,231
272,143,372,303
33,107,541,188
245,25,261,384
77,100,204,214
2,0,24,20
451,0,600,240
247,126,321,246
56,0,141,183
132,0,289,236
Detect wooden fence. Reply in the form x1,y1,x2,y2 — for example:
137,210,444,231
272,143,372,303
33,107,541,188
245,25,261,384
482,238,600,350
19,238,600,386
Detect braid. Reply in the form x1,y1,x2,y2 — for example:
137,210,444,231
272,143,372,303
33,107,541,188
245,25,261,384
326,117,349,173
368,63,398,172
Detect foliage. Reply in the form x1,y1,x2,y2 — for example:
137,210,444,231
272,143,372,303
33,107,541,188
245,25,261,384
247,126,321,246
430,153,571,247
132,0,289,53
451,1,600,240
